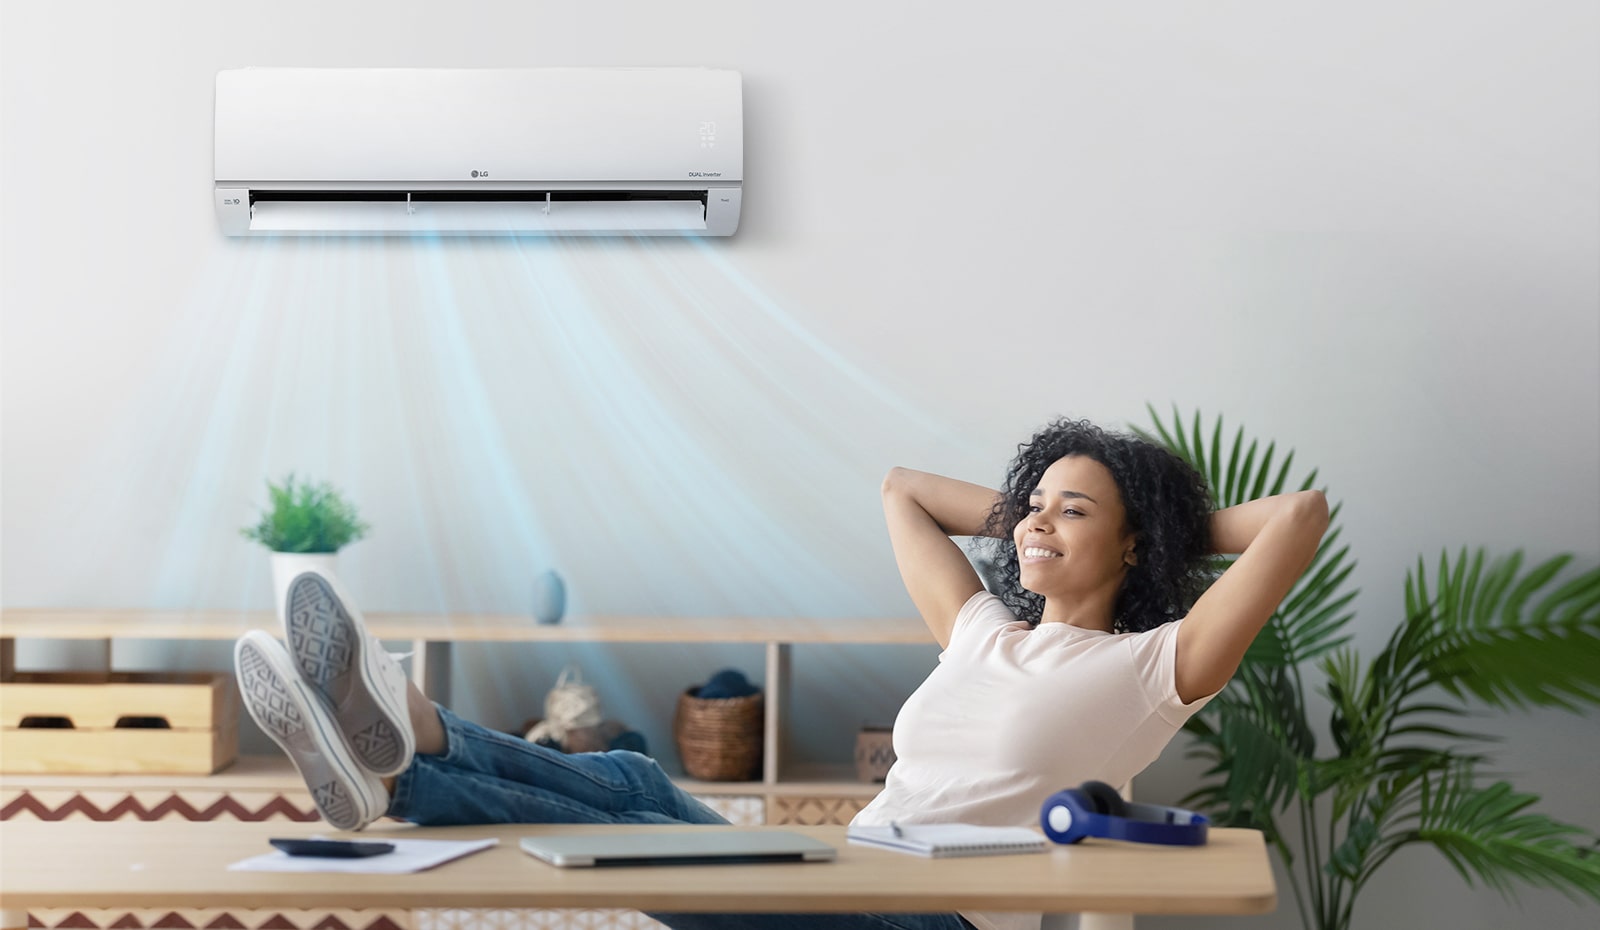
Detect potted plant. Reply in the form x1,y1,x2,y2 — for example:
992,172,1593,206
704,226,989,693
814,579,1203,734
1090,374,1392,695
241,474,370,618
1136,406,1600,930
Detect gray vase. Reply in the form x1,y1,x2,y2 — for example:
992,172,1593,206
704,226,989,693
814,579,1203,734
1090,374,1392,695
533,570,567,625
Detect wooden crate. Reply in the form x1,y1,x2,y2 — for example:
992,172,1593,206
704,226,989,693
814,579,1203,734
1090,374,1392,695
0,672,238,774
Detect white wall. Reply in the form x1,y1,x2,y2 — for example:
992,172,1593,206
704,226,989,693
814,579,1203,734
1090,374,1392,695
2,1,1596,927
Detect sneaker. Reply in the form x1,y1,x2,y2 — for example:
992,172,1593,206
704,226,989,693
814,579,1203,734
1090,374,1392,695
283,570,416,777
234,631,388,831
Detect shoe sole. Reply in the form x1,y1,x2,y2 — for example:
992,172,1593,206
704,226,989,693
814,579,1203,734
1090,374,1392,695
286,572,413,776
235,632,382,831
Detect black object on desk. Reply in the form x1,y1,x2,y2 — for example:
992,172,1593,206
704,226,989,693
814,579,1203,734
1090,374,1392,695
270,838,396,858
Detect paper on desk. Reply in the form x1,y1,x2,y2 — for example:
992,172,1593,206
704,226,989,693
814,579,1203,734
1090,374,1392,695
229,838,499,874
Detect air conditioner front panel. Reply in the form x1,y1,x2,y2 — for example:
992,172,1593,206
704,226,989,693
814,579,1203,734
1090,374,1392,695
214,68,743,184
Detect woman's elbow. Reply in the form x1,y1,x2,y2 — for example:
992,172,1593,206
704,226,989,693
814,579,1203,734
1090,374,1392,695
1294,490,1330,535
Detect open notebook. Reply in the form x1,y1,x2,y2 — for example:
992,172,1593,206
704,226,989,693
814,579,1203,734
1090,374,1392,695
847,823,1049,858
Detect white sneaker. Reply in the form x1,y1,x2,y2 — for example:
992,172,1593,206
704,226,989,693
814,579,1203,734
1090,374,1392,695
234,631,388,831
283,570,416,777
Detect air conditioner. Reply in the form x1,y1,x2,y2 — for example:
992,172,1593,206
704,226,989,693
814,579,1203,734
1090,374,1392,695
214,68,742,237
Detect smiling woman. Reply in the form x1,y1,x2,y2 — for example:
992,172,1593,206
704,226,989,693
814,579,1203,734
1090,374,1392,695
869,416,1327,930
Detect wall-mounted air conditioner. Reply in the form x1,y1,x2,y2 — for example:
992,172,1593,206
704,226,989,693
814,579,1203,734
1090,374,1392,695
214,68,742,237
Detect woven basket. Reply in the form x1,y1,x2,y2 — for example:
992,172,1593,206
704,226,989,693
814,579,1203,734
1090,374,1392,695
672,687,764,781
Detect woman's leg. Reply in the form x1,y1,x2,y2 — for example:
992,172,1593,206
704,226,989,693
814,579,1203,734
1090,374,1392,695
388,701,727,827
406,680,448,755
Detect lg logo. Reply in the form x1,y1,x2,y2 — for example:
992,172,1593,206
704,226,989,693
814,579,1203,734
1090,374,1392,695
470,169,490,178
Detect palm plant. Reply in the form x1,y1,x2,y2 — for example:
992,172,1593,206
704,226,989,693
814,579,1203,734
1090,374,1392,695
1135,405,1600,930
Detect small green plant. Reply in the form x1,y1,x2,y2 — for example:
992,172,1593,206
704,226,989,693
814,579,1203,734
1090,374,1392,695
240,474,369,553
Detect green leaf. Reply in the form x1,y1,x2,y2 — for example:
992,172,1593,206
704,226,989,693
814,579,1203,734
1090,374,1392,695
1269,449,1296,497
1501,554,1573,627
1329,815,1380,881
1406,552,1437,622
1191,409,1205,476
1237,440,1260,509
1208,416,1224,493
1386,722,1489,743
1277,551,1356,625
1534,563,1600,627
1416,552,1600,711
1224,426,1244,508
1141,402,1180,454
1194,664,1315,824
1414,771,1600,904
1433,625,1600,711
1250,441,1277,501
1472,552,1524,629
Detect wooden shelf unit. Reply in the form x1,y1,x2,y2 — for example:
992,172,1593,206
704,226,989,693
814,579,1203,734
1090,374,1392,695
0,608,931,800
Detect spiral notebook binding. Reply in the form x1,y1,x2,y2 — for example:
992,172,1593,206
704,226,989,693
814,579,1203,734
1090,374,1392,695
846,823,1049,858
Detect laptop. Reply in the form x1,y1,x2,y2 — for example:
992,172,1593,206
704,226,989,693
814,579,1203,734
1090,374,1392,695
519,830,837,868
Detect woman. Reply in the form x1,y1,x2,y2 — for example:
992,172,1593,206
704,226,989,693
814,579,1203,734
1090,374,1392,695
236,417,1329,930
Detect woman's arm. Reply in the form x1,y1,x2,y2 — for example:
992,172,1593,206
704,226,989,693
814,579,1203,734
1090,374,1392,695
881,467,1003,648
1209,494,1320,555
1175,490,1330,703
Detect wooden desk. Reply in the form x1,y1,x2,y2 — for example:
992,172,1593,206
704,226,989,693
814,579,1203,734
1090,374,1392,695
0,821,1275,919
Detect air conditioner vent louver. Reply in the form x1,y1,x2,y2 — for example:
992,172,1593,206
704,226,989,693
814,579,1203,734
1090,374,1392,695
248,190,710,204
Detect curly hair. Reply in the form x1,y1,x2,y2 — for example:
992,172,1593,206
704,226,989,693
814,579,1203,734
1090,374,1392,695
973,417,1216,634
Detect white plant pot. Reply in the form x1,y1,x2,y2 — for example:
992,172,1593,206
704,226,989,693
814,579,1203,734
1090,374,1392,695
270,552,340,621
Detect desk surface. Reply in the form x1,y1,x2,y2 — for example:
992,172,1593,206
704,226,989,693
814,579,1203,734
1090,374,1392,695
0,821,1276,915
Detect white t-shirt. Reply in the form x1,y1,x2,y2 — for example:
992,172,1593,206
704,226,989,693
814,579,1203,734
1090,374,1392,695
851,590,1219,930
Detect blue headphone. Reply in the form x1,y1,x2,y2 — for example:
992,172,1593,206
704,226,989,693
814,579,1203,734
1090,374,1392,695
1040,780,1210,846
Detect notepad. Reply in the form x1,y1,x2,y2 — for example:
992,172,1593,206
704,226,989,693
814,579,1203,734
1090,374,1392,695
846,823,1049,858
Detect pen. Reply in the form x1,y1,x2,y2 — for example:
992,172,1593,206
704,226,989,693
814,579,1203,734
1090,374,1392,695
890,821,903,838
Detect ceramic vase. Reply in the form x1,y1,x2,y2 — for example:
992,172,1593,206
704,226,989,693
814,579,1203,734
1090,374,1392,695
533,570,567,625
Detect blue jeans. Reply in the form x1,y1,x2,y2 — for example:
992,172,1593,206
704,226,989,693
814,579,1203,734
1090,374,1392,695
390,704,726,826
388,706,975,930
